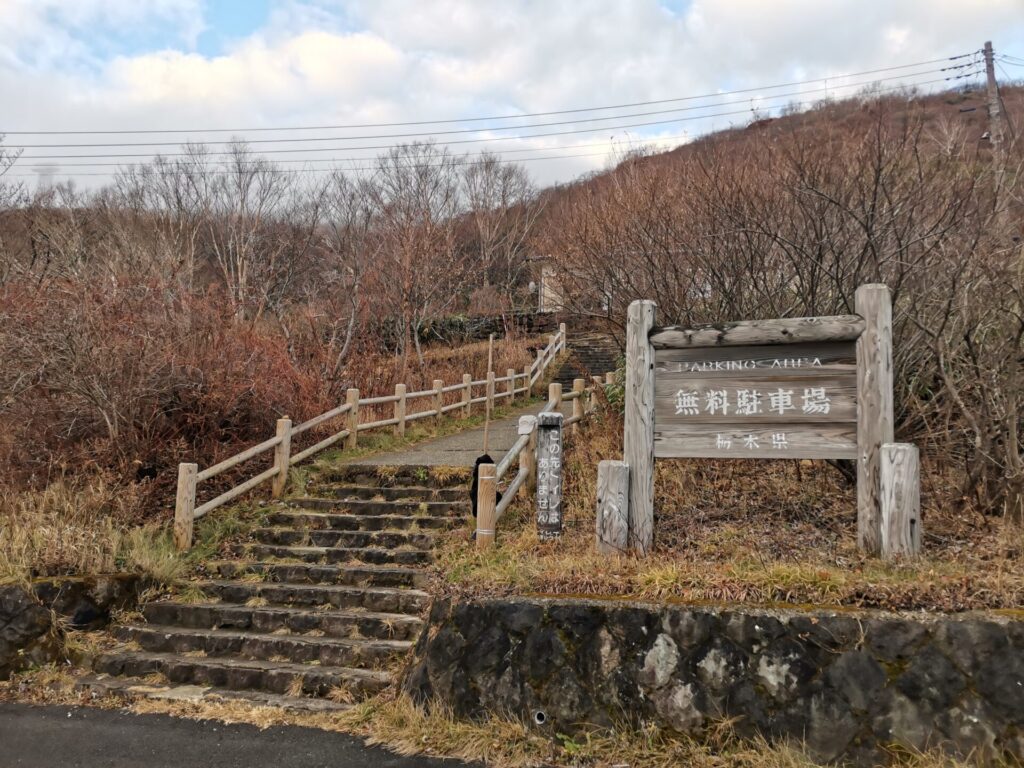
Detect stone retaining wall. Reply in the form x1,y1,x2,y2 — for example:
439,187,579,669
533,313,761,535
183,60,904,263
0,576,143,679
403,597,1024,764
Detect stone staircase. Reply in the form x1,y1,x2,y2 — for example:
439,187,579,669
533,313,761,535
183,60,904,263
554,330,620,387
77,465,468,712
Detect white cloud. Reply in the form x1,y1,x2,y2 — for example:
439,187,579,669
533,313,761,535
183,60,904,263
1,0,1022,189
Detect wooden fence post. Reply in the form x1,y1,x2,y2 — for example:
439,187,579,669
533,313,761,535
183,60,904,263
486,371,495,414
524,364,533,397
462,373,472,418
506,368,515,402
528,421,536,493
173,462,198,551
572,378,584,434
559,322,567,352
346,388,359,449
394,383,407,437
433,379,444,427
476,463,497,550
272,417,292,497
518,415,537,498
856,284,894,556
548,381,562,406
881,443,921,558
596,460,629,555
625,300,656,556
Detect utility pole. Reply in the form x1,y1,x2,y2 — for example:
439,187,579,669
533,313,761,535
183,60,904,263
983,41,1015,230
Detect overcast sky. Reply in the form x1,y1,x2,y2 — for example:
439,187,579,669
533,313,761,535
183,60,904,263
1,0,1022,190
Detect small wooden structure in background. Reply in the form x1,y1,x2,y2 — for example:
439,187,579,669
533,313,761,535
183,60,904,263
619,284,919,560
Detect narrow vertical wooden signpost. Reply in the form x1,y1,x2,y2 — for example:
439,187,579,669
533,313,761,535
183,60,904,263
535,411,564,539
856,284,893,556
624,300,656,555
507,368,516,401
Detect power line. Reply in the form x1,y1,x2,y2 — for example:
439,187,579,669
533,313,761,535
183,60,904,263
12,71,981,163
6,72,986,180
1,52,978,137
5,65,976,151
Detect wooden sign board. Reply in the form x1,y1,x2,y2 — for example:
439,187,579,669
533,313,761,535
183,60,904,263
623,286,902,558
535,411,564,539
653,341,857,459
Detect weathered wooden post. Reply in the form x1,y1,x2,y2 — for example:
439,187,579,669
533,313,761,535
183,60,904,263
394,383,407,437
345,388,359,449
271,417,292,497
548,381,562,407
880,443,921,558
524,364,533,397
624,300,656,555
605,371,615,386
596,460,629,555
476,462,497,550
518,415,537,498
558,322,567,352
433,379,444,427
856,284,894,555
506,368,516,402
572,378,585,434
486,371,495,414
173,462,197,551
462,373,472,418
536,411,564,539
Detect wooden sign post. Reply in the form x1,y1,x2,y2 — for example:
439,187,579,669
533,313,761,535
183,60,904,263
622,284,915,558
536,411,564,539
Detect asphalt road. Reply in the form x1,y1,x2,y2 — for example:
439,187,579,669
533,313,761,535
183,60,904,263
0,703,477,768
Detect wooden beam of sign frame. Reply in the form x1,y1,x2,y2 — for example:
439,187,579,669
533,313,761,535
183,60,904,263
650,315,865,349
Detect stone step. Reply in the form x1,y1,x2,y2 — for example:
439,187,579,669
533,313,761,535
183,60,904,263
184,579,430,614
94,649,388,699
142,602,424,641
211,561,427,589
267,510,454,532
243,544,433,567
76,674,353,713
253,527,435,551
319,485,466,503
116,624,412,668
317,465,470,489
289,498,468,517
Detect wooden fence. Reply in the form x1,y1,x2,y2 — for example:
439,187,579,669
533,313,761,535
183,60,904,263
475,370,615,549
173,324,567,550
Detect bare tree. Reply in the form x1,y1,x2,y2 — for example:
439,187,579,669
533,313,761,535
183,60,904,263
462,152,542,302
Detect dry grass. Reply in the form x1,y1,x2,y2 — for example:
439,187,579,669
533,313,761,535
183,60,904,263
0,670,992,768
0,475,186,585
435,408,1024,613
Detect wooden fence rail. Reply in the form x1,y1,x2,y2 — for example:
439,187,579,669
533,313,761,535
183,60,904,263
476,369,613,549
173,324,567,550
